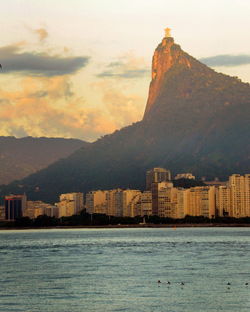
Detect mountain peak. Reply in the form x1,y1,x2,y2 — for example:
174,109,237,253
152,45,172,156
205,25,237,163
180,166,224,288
144,32,193,118
1,31,249,203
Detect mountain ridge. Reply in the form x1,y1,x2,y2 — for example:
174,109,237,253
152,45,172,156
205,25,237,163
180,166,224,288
0,136,89,185
1,33,249,202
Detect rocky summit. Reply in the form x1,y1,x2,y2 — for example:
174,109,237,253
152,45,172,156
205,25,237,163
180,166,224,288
1,31,250,202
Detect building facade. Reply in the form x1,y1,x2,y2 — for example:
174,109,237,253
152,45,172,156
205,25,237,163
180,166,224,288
146,167,171,190
24,200,58,218
5,194,27,221
228,174,250,217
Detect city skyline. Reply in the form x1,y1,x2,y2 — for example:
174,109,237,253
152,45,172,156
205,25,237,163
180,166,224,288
2,170,250,221
1,1,250,141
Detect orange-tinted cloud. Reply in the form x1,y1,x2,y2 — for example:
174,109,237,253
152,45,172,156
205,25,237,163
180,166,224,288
0,36,146,141
92,80,144,128
0,76,117,141
34,28,48,42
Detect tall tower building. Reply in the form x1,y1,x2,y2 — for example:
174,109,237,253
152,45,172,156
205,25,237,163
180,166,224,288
5,194,27,221
146,167,171,190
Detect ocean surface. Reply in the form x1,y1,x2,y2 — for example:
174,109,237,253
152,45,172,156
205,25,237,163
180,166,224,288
1,227,250,312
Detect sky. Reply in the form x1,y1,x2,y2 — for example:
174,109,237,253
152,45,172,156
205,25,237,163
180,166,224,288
1,0,250,142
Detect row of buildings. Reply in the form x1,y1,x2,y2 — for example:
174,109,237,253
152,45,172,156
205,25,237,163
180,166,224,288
87,170,250,219
3,192,84,221
2,168,250,221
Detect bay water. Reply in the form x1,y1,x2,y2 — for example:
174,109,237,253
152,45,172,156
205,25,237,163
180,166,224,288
0,227,250,312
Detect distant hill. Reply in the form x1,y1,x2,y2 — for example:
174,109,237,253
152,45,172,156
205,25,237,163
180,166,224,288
1,34,249,203
0,136,88,185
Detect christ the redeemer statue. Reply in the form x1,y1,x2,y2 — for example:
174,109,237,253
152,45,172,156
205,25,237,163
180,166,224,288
165,28,171,37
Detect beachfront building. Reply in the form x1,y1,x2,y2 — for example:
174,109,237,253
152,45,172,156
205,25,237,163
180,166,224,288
141,191,152,216
152,182,174,216
56,192,84,217
215,185,231,217
175,189,187,219
5,194,27,221
229,174,250,217
157,184,178,218
183,186,216,218
85,190,108,214
122,190,141,217
106,189,122,217
24,201,58,219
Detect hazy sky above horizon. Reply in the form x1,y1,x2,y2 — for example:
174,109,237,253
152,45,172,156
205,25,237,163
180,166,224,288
1,0,250,141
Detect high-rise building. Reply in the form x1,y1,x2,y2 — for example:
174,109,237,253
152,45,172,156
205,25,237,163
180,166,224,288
86,190,108,214
122,190,141,217
157,183,177,218
56,192,84,217
86,189,141,217
141,191,152,216
229,174,250,217
176,189,187,219
106,189,122,216
24,201,58,218
59,193,84,215
5,194,27,221
146,167,171,190
183,186,216,218
215,186,231,217
151,181,174,216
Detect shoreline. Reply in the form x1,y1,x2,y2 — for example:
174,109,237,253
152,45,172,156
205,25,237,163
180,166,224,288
1,223,250,230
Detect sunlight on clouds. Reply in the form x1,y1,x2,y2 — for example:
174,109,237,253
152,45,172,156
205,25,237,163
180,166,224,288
34,28,48,42
92,80,144,127
0,76,117,141
0,27,148,141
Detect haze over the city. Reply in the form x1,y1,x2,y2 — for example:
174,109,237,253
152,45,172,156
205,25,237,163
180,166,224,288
1,0,250,141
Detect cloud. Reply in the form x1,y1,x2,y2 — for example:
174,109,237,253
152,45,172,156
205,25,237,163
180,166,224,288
97,69,149,78
200,54,250,67
0,76,118,141
97,53,150,79
0,43,90,76
34,28,48,42
98,69,149,78
92,80,144,127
